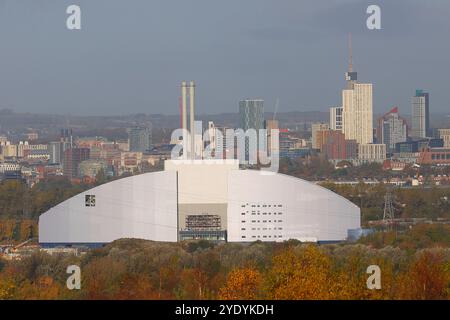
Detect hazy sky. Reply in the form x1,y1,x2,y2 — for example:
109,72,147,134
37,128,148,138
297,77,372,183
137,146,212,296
0,0,449,116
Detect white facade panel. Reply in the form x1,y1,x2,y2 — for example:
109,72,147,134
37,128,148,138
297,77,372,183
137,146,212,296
39,171,178,244
165,159,239,204
227,170,360,242
343,83,373,144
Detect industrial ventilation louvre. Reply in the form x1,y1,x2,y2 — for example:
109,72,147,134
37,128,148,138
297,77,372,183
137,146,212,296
185,214,221,231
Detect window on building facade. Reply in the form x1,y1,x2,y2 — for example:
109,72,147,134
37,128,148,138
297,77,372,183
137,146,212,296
85,195,96,207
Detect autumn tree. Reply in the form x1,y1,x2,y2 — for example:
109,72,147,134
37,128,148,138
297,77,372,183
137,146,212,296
113,274,158,300
265,245,338,300
219,267,262,300
397,250,449,300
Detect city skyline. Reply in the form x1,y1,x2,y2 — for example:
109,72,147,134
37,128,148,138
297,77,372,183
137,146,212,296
0,1,450,116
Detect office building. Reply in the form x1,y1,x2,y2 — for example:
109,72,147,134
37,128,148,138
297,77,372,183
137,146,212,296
418,148,450,165
63,148,90,178
48,142,62,164
342,38,373,145
311,123,330,150
377,107,408,153
319,130,357,160
411,90,430,138
330,106,343,131
437,129,450,148
79,160,108,179
239,99,264,163
358,144,387,163
128,126,152,153
239,99,264,131
342,83,373,144
264,119,279,152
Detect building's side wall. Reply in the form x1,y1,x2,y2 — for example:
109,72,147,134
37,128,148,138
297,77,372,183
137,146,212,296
39,171,178,245
227,171,360,242
343,84,373,145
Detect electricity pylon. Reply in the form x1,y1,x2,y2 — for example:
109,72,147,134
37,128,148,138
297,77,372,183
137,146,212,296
383,189,395,230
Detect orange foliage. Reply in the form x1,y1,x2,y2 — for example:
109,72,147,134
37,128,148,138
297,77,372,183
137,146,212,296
219,267,262,300
397,251,449,300
114,274,158,300
265,245,337,300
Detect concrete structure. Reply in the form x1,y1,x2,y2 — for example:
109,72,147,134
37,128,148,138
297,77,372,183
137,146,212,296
63,148,90,178
265,119,279,152
17,142,48,158
395,138,444,153
342,83,373,145
311,123,330,149
377,107,408,153
181,81,187,134
418,148,450,165
411,90,430,138
79,160,108,179
0,143,17,158
437,129,450,148
179,81,197,159
330,106,343,131
39,160,360,246
39,171,178,245
0,162,21,173
206,121,230,159
341,39,373,145
358,144,387,163
128,126,152,153
319,130,357,161
48,142,62,164
190,81,196,159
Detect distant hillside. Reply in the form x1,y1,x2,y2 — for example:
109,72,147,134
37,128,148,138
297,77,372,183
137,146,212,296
0,109,448,137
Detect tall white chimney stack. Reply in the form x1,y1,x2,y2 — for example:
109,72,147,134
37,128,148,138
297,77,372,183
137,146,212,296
189,81,196,160
181,81,187,131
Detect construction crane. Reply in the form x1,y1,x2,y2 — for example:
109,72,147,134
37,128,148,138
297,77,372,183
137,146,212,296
272,98,280,122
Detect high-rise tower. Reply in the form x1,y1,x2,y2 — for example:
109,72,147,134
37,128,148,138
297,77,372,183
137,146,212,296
377,107,407,153
411,90,430,138
342,35,373,145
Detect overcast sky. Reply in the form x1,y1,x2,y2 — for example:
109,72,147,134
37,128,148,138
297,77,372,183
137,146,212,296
0,0,449,116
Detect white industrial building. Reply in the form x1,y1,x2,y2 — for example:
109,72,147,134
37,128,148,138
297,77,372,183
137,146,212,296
39,81,360,246
39,160,360,246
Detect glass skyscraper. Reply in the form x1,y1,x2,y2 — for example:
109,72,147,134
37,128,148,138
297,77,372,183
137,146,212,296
239,99,264,131
239,99,264,164
411,90,430,138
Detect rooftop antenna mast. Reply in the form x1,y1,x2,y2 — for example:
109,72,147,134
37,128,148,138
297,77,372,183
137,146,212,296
345,33,357,89
348,33,353,73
